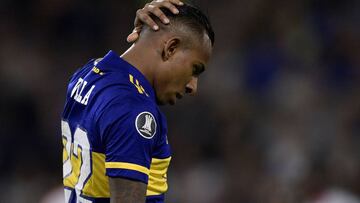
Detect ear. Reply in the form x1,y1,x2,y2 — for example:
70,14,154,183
162,38,180,61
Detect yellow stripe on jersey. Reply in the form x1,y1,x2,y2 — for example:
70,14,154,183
146,157,171,196
63,148,171,198
105,162,150,175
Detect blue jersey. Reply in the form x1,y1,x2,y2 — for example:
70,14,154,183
61,50,171,203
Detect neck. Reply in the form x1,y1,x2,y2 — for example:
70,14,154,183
121,44,156,86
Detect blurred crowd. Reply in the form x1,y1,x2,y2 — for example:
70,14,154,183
0,0,359,202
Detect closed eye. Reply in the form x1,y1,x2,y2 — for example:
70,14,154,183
192,63,205,77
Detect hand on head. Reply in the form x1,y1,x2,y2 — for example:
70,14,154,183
127,0,184,43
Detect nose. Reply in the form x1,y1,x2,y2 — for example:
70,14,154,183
185,77,198,96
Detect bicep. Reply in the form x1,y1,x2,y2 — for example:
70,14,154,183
109,177,147,203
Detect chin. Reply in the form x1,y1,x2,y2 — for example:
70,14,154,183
156,97,167,106
156,94,176,106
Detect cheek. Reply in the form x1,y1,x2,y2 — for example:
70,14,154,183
153,70,176,95
164,65,189,85
155,60,192,93
170,70,191,88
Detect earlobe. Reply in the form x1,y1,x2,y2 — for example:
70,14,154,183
162,38,180,61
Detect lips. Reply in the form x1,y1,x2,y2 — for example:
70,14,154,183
176,93,183,99
168,93,183,105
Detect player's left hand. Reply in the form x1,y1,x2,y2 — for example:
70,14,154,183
127,0,184,43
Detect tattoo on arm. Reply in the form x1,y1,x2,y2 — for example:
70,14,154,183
109,177,147,203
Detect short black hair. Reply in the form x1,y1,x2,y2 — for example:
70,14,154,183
154,3,215,46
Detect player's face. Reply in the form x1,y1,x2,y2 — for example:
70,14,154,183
154,37,212,105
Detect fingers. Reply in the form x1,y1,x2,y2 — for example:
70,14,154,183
127,0,184,43
127,26,142,43
127,32,139,43
142,0,184,29
153,1,180,16
136,9,159,30
168,0,184,6
147,4,171,24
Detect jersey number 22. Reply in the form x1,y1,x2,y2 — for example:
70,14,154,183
62,120,92,203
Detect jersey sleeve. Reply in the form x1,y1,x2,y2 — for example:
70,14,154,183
97,96,158,184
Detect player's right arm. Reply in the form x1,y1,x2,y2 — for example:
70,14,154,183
127,0,184,43
109,178,147,203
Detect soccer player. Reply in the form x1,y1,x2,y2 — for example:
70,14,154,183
61,1,214,203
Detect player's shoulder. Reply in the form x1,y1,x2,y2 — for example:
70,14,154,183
74,50,159,117
95,69,155,109
68,58,96,84
95,90,160,137
108,91,158,116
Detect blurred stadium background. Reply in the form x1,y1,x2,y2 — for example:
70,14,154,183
0,0,359,202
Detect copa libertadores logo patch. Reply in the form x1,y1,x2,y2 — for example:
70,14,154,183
135,112,157,139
